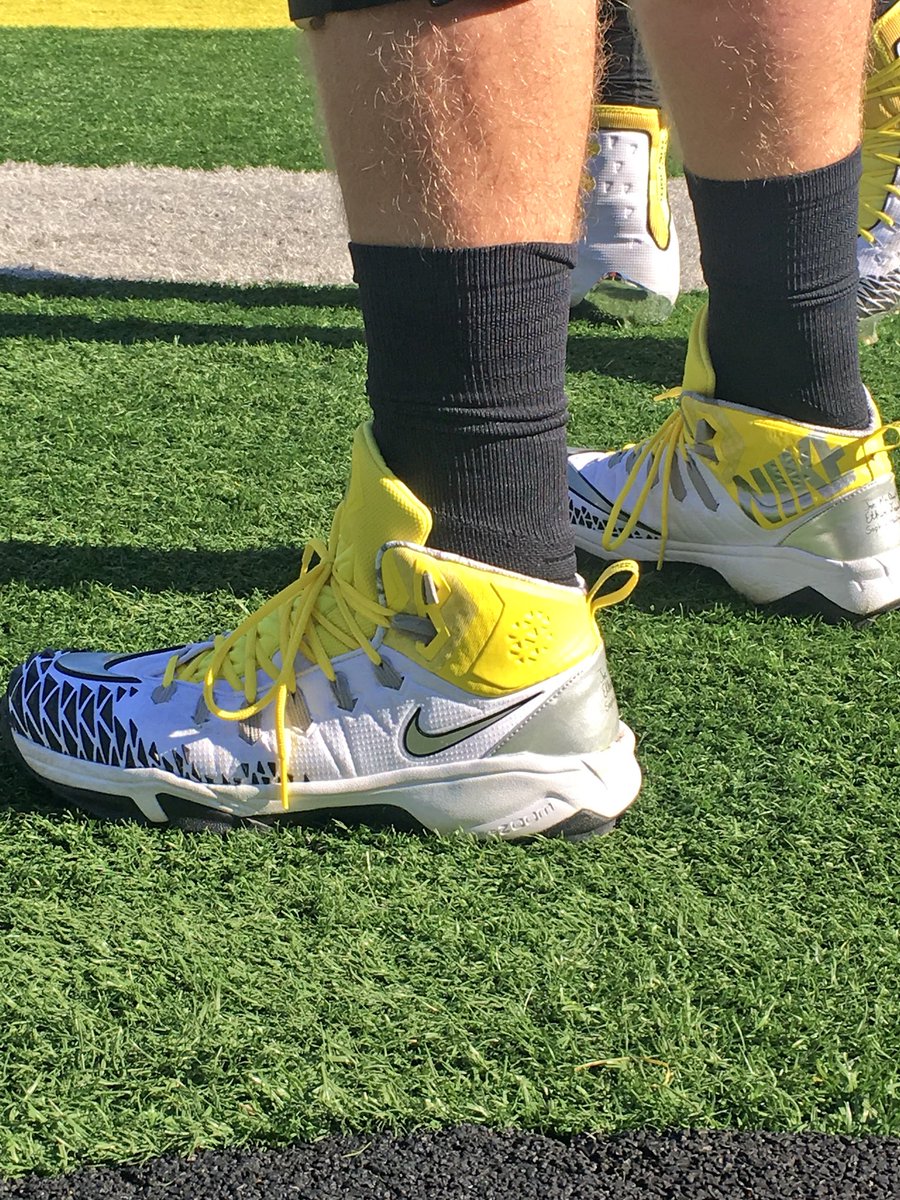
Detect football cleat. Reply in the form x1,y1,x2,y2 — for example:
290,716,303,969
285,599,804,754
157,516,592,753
572,104,681,322
5,426,642,839
858,2,900,343
568,307,900,619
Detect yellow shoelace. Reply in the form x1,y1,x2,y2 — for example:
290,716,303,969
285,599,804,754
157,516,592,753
601,401,686,569
159,532,639,811
161,519,396,809
600,398,900,569
860,58,900,242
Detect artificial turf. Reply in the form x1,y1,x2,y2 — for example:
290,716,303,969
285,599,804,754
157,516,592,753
0,29,324,170
1,277,900,1177
0,27,685,178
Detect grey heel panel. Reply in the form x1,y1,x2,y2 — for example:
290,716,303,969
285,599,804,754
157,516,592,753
490,651,620,758
781,475,900,560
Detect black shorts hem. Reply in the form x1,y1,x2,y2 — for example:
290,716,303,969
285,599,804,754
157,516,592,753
290,0,450,22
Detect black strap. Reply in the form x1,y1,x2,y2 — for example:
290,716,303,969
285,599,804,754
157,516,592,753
290,0,453,20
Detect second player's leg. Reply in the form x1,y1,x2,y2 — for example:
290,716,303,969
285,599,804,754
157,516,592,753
573,0,681,318
569,0,900,619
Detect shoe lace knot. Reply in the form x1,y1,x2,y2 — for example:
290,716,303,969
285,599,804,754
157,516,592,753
161,516,397,810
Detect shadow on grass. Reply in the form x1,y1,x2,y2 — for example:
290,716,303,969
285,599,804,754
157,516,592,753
0,273,365,348
0,271,360,311
0,313,364,349
0,537,762,624
0,539,302,598
578,551,750,617
0,271,686,380
566,331,687,387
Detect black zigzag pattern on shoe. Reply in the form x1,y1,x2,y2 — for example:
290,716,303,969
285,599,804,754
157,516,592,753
6,653,152,768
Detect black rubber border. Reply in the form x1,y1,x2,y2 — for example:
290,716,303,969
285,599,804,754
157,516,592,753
0,1127,897,1199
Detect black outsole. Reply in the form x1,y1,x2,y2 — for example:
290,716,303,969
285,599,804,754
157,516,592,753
2,698,618,842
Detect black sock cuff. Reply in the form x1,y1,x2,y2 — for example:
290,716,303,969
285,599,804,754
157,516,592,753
686,149,861,296
350,242,575,411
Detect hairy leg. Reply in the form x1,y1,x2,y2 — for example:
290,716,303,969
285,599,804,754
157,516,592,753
308,0,596,247
631,0,869,180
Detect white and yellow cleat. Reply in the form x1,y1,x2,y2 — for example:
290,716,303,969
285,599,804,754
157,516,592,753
5,426,642,839
858,2,900,343
572,104,680,322
568,308,900,619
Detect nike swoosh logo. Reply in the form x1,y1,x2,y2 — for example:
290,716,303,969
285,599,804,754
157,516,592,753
402,695,537,758
55,646,186,685
55,651,143,684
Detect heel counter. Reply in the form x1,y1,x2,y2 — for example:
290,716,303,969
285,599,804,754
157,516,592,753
781,476,900,560
491,650,620,758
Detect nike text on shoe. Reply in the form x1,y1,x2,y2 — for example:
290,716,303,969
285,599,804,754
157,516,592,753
5,426,642,840
568,307,900,620
571,104,681,322
858,2,900,343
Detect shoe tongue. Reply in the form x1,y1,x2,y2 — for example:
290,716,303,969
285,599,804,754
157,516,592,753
180,426,433,686
681,305,716,398
332,424,433,602
311,424,433,660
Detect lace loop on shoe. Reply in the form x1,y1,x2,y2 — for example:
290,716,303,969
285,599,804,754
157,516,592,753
588,560,641,613
161,521,397,810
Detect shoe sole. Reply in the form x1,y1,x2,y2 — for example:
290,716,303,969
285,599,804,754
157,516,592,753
3,699,641,842
574,531,900,622
572,276,675,325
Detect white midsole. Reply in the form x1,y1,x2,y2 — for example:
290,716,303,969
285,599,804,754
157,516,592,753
575,529,900,615
13,723,642,839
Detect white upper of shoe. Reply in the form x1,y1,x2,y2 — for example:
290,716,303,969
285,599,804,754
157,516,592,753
573,126,681,307
567,397,890,558
10,635,600,794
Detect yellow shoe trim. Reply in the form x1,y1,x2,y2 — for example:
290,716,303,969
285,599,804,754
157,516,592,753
381,548,637,698
602,306,900,566
860,4,900,236
161,423,639,810
591,104,673,252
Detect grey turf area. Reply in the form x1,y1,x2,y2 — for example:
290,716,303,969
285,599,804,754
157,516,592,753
0,162,703,289
0,1129,897,1199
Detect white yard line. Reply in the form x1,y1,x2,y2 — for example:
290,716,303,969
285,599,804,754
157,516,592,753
0,161,703,289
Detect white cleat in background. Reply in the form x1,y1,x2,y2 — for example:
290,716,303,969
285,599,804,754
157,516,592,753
572,104,681,323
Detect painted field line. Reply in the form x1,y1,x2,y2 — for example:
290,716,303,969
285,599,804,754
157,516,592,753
0,161,703,289
1,1,288,29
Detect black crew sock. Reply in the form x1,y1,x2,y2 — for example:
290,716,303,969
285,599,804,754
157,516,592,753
598,0,659,109
686,150,869,430
349,242,577,586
